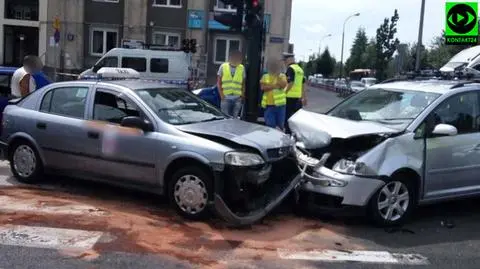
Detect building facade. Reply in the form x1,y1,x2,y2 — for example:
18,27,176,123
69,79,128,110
0,0,292,83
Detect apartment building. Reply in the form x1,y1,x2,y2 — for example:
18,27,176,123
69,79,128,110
0,0,292,83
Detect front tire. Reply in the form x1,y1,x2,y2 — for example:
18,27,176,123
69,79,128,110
367,177,416,227
9,140,44,183
168,166,213,220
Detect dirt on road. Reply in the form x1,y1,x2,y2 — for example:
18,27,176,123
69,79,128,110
0,183,362,268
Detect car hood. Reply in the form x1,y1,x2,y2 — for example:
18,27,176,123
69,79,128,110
176,119,293,160
288,109,400,149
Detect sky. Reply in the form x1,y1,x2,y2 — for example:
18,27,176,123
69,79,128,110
290,0,445,62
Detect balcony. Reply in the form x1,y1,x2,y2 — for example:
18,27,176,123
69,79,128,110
5,0,39,21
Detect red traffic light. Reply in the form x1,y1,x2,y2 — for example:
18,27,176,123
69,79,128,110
252,0,258,7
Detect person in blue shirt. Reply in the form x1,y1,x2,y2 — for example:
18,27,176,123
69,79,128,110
31,57,51,90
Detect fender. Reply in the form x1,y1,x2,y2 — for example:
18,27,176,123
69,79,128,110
7,132,47,165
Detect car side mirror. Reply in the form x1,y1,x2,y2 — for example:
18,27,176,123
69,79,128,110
92,63,102,73
120,116,154,132
431,123,457,136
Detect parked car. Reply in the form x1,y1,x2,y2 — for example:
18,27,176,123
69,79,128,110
0,66,16,126
0,68,300,226
289,79,480,226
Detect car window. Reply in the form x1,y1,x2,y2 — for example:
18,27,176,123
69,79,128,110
429,92,479,135
150,58,169,73
136,87,226,125
97,57,118,68
40,87,88,119
0,74,10,96
93,90,141,124
121,57,146,72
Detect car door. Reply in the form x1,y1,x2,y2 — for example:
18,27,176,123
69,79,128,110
424,91,480,199
85,87,158,186
35,85,98,173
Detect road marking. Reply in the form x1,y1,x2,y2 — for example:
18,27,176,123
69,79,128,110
277,249,429,265
0,225,103,250
0,196,108,216
0,175,15,186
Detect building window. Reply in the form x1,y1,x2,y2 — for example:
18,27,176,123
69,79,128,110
90,28,118,56
214,38,241,64
92,0,119,3
152,32,180,48
5,0,39,21
153,0,182,8
214,0,236,12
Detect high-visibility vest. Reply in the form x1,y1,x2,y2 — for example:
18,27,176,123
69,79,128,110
221,63,244,96
286,64,304,98
261,74,286,108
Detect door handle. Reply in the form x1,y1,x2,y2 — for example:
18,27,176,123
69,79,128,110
87,131,100,139
36,122,47,129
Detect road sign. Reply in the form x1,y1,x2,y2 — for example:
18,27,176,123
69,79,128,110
54,29,60,43
53,17,60,30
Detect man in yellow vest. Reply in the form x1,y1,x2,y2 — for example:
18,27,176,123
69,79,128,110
260,58,287,130
217,50,245,118
283,53,307,133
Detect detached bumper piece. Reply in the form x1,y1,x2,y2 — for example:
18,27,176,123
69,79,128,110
213,157,301,226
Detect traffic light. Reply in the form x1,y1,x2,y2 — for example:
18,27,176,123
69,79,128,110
245,0,262,28
213,0,244,32
189,39,197,54
181,39,189,53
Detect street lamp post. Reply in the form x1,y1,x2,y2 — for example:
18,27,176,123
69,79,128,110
415,0,426,72
339,12,360,78
318,34,332,55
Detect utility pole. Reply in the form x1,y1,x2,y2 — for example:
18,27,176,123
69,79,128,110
415,0,426,73
339,13,360,78
244,0,264,122
202,0,209,55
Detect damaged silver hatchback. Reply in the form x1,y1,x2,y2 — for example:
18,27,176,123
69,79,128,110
290,79,480,226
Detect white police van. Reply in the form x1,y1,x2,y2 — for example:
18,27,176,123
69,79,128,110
79,48,190,85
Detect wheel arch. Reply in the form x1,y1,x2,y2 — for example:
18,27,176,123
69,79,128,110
162,154,217,197
7,133,46,165
389,167,421,202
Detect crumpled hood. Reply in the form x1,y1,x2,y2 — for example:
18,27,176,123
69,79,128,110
176,119,293,159
288,109,399,149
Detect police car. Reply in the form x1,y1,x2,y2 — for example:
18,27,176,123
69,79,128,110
0,68,300,226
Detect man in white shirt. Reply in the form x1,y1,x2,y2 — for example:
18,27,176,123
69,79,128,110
11,55,38,98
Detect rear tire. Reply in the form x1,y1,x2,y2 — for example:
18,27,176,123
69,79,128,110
367,176,416,227
9,140,44,184
168,166,213,221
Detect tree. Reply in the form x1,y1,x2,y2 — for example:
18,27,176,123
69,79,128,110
375,9,400,81
362,39,377,69
426,31,472,69
345,27,368,72
316,48,335,77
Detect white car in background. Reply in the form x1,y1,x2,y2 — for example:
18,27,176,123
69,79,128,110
350,81,366,93
361,77,377,87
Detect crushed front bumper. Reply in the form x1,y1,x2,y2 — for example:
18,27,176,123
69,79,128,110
294,146,385,208
212,157,301,226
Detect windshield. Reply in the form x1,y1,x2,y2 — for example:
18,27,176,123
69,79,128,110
136,88,226,125
327,88,440,129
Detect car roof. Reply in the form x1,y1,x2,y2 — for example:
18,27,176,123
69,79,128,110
57,79,184,91
369,79,480,94
104,79,184,90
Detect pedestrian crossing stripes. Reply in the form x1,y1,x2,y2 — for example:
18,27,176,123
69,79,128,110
0,196,108,216
0,225,104,250
277,249,429,265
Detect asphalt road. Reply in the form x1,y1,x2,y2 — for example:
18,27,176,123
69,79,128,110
1,87,480,268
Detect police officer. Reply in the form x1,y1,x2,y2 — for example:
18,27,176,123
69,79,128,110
217,50,245,118
283,52,306,133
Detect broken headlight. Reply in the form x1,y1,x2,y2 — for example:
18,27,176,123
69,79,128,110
332,159,369,175
225,152,265,166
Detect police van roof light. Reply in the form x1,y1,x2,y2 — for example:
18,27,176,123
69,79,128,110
97,68,140,79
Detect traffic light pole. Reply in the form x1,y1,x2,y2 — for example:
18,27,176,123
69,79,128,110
244,1,264,123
